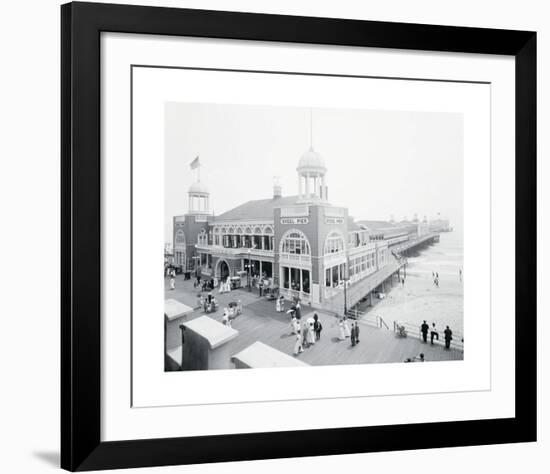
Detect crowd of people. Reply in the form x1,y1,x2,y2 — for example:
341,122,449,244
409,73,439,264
292,312,323,355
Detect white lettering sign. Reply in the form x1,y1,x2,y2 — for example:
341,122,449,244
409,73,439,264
325,217,345,225
281,217,309,225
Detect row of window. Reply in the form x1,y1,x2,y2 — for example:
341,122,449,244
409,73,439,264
349,252,377,279
212,226,274,235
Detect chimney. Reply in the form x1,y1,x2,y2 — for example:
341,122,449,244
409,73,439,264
273,176,282,199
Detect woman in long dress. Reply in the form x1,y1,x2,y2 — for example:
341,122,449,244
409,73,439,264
307,320,316,345
293,332,304,355
276,297,281,313
338,318,346,341
343,316,351,338
290,316,298,335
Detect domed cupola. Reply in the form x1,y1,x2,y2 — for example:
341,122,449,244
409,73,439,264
297,147,328,203
297,147,327,173
188,180,210,214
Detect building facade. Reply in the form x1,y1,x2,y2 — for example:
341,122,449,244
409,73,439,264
173,147,431,310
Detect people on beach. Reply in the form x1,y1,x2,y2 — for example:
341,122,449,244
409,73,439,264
401,277,405,287
350,323,356,346
313,313,322,341
421,320,429,343
413,353,425,362
355,321,360,344
430,322,439,344
444,325,453,349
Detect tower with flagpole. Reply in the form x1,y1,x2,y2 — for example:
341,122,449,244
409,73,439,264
187,155,210,214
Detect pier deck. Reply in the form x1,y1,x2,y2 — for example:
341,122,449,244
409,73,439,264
165,275,462,369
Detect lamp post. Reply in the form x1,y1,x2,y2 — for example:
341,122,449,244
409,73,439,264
247,248,252,291
343,264,349,317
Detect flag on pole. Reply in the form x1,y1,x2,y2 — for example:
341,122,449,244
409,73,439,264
189,156,200,170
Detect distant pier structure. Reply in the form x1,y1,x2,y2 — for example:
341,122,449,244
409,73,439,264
323,217,443,315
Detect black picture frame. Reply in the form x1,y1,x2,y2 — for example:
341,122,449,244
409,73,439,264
61,1,537,471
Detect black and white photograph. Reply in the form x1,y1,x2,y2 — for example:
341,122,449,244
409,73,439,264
163,102,464,371
0,0,543,473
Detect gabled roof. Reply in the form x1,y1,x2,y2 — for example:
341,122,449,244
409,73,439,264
215,195,299,221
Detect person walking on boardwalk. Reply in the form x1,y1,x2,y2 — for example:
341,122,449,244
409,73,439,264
293,332,304,355
301,319,310,348
338,318,346,341
276,296,281,312
430,322,439,344
355,321,360,344
307,319,316,346
295,301,301,319
313,313,322,341
421,320,429,343
343,316,351,338
444,325,453,349
350,323,356,347
290,316,298,334
170,276,175,290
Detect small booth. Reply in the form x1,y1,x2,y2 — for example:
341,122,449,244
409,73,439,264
181,316,239,370
164,299,195,371
231,341,309,369
164,299,194,321
230,276,242,290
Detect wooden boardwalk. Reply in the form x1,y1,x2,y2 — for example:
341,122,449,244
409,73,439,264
166,276,463,369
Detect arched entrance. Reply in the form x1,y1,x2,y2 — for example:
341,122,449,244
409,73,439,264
216,259,230,280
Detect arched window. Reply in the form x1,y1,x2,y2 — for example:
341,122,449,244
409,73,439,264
235,226,243,235
324,231,345,255
175,229,185,245
264,226,274,235
253,227,262,235
280,230,311,255
214,227,220,233
244,226,252,235
197,229,208,246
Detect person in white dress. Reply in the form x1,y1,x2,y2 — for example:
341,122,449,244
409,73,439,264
170,277,175,290
290,316,297,334
293,332,304,355
338,318,346,341
343,316,351,338
276,297,281,313
307,320,316,345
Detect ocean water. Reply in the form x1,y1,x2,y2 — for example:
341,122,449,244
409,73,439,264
371,231,464,336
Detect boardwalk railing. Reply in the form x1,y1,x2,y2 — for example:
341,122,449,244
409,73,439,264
393,320,464,352
348,308,463,352
347,308,390,330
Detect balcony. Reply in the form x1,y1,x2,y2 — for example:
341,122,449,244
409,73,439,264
196,244,274,259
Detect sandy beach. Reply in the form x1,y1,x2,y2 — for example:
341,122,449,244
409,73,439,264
357,232,464,337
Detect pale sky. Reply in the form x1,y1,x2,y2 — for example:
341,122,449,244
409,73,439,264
165,102,463,241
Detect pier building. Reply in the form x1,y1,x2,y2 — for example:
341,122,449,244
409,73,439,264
173,148,442,314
